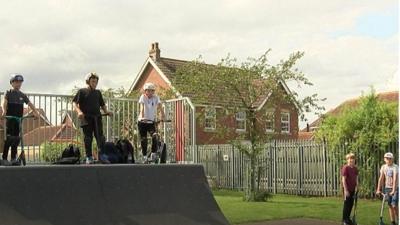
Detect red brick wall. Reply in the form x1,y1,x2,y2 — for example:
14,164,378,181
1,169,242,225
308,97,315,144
134,64,170,93
131,63,299,144
194,103,299,144
256,102,299,140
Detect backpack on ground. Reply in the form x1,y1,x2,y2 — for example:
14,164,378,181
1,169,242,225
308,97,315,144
54,144,81,164
102,142,123,164
115,139,135,164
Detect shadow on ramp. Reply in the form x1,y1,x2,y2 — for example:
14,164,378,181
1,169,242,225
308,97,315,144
0,164,230,225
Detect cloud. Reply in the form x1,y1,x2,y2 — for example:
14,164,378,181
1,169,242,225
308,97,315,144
0,0,397,126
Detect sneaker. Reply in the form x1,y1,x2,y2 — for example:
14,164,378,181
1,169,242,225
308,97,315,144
86,156,94,164
10,159,20,166
0,159,11,166
150,153,157,161
343,220,352,225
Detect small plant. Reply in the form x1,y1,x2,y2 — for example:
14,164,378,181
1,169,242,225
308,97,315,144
41,142,70,162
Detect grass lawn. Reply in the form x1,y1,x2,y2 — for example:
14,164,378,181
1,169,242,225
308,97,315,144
214,190,391,225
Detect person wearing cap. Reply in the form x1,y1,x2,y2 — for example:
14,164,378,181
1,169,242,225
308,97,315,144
341,153,358,225
72,72,113,164
376,152,398,225
1,74,39,165
137,82,165,162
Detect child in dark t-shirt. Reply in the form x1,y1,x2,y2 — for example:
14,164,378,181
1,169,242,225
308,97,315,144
72,72,112,164
341,153,358,225
1,74,39,164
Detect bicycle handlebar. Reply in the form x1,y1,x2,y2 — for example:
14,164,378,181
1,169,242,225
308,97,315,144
84,113,112,118
4,115,36,120
140,119,172,124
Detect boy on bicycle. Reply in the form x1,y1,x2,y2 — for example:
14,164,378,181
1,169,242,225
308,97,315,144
376,152,398,225
1,74,39,165
73,72,112,164
137,82,164,161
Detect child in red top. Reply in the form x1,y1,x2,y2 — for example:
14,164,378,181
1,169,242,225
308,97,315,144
341,153,358,225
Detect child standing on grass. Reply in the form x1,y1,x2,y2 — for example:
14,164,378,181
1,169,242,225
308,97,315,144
1,74,39,165
341,153,358,225
376,152,398,225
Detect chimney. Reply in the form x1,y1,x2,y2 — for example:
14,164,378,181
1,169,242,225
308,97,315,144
149,42,161,61
306,123,310,132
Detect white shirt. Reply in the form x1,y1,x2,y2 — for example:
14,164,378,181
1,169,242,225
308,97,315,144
138,94,160,122
380,164,398,189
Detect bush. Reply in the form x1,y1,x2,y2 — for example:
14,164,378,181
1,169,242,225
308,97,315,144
41,142,70,163
244,190,273,202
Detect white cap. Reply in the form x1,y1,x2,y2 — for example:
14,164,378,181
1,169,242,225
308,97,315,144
384,152,394,159
143,82,156,90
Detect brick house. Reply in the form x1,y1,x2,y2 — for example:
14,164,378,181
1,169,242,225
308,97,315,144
23,112,79,146
128,42,300,144
299,91,399,139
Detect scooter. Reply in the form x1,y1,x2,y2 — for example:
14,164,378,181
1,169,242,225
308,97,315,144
378,193,387,225
1,115,35,166
143,119,171,164
80,113,112,164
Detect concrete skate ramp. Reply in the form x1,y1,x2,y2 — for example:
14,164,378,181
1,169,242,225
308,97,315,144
0,164,230,225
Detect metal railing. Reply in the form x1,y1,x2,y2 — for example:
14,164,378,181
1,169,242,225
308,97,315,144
0,92,137,163
0,92,196,164
163,97,196,163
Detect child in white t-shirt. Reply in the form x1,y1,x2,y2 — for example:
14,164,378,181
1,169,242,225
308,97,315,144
376,152,398,225
137,82,164,161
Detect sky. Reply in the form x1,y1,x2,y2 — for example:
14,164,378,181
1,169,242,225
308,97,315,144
0,0,398,127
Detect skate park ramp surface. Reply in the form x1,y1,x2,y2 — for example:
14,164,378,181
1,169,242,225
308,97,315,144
0,164,230,225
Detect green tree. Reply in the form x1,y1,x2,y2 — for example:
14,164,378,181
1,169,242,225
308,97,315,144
316,89,399,197
172,51,324,201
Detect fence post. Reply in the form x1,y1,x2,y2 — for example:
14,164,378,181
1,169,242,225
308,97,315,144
298,144,302,195
231,145,234,190
217,145,220,188
323,138,328,197
284,146,287,194
273,140,277,194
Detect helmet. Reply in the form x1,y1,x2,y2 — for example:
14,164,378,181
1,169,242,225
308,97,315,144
10,74,24,84
143,82,156,90
85,72,99,84
384,152,394,159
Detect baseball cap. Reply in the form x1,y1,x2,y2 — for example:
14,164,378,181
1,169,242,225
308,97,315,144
384,152,394,159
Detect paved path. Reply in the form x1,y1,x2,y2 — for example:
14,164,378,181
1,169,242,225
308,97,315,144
242,218,339,225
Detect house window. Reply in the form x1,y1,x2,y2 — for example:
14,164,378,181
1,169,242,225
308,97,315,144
204,107,216,130
281,112,290,134
236,111,246,131
265,110,274,133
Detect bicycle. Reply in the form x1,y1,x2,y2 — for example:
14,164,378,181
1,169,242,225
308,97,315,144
2,114,36,166
141,119,171,164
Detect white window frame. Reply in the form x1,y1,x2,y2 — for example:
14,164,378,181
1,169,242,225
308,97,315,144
204,107,216,131
281,112,290,134
235,111,246,132
265,110,275,133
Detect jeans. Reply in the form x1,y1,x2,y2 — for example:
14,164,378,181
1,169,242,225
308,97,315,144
138,121,157,156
